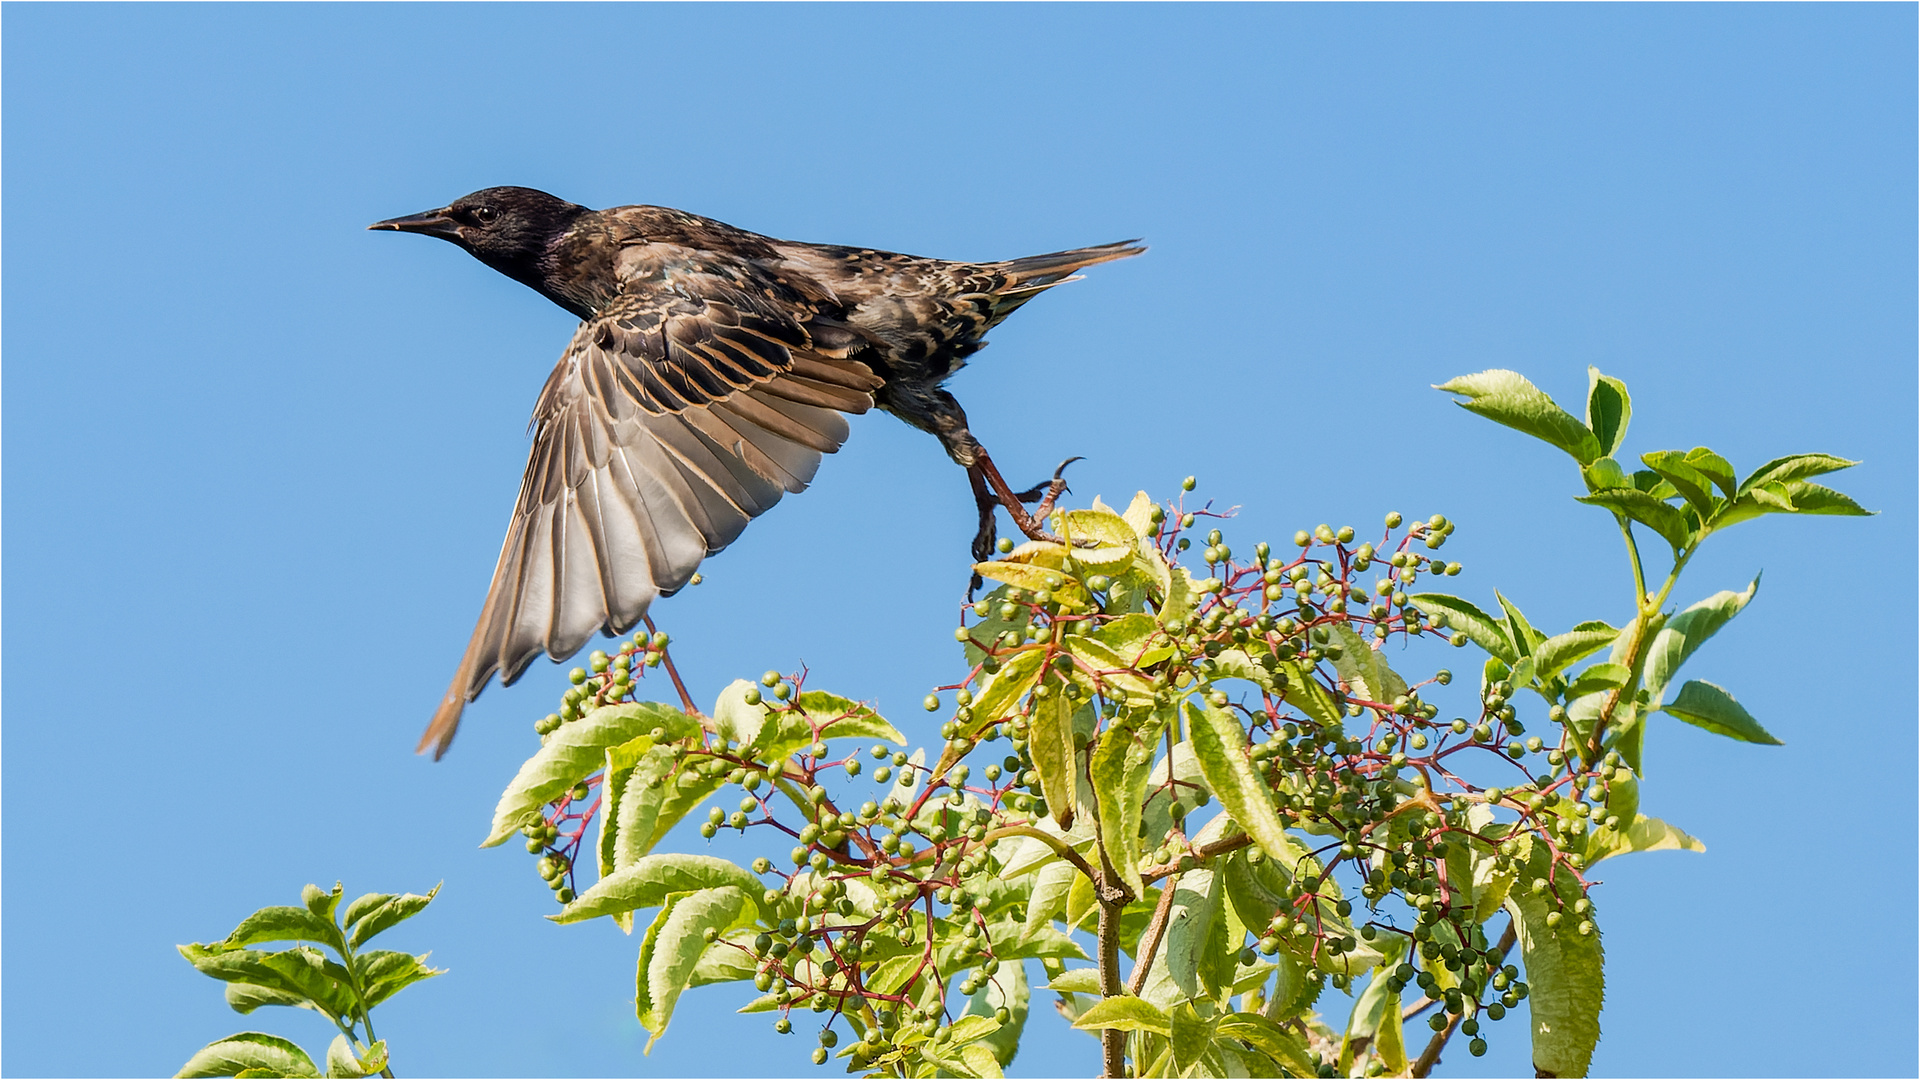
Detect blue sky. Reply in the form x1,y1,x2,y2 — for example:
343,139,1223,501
4,4,1913,1077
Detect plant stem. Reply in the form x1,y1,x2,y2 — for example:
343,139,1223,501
1095,847,1129,1078
1126,873,1181,996
1614,515,1647,606
643,615,698,715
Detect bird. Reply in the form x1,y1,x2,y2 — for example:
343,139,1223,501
371,186,1142,758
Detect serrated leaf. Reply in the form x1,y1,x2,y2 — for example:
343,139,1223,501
484,702,696,847
1643,576,1759,707
1679,447,1737,497
1046,966,1104,994
1576,488,1693,551
1091,706,1172,901
1438,370,1602,465
344,886,437,951
1661,680,1781,744
1640,450,1720,517
324,1034,368,1079
352,948,444,1009
1185,702,1292,868
1585,367,1631,458
219,907,345,956
300,883,341,928
1531,622,1619,682
1170,1001,1212,1074
973,560,1065,593
1072,995,1170,1036
339,894,390,933
1217,1012,1315,1077
1736,452,1859,496
554,853,766,924
687,928,760,986
1407,593,1514,663
222,982,310,1016
709,678,767,749
1030,692,1080,829
795,690,906,745
179,945,356,1025
176,1033,319,1079
1507,845,1603,1078
1488,593,1540,658
1564,662,1631,699
965,648,1047,738
635,887,751,1052
598,736,670,929
1329,625,1407,704
1589,813,1706,864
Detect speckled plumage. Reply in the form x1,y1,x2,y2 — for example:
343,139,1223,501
373,187,1141,757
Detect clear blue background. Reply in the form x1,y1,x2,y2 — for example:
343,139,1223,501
5,4,1913,1077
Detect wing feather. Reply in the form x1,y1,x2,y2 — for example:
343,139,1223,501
421,282,877,757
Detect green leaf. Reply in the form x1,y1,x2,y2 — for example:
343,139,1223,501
324,1035,372,1079
1736,452,1859,496
1680,447,1737,498
223,982,309,1015
178,945,357,1024
1585,367,1631,458
1494,591,1544,657
1576,488,1693,551
1437,370,1603,465
1023,861,1077,942
1564,663,1631,699
1071,994,1170,1036
965,648,1047,738
1170,1001,1212,1074
688,929,760,986
973,559,1066,593
1342,937,1409,1073
344,886,437,951
483,702,696,847
1589,814,1706,864
1045,967,1104,994
635,886,752,1052
1530,621,1619,682
352,948,444,1009
598,737,671,929
1329,625,1408,704
300,883,342,928
1582,456,1629,493
1058,507,1139,565
1715,479,1874,529
1029,693,1080,829
339,894,390,933
1094,706,1172,901
1506,846,1603,1077
218,907,345,957
1271,659,1343,729
1661,680,1782,745
1643,576,1759,707
1407,593,1514,663
1217,1013,1315,1077
176,1033,320,1079
795,690,906,745
1158,870,1222,1004
710,679,767,749
554,853,767,924
1185,702,1292,869
1639,451,1720,517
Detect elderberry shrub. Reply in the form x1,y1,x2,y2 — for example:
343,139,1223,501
478,369,1865,1078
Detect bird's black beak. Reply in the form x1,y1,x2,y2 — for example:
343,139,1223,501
368,208,463,242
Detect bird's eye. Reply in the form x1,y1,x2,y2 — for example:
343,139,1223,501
472,205,498,225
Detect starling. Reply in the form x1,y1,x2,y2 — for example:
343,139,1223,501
372,187,1141,757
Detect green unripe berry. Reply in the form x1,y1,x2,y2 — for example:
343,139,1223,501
1181,475,1197,491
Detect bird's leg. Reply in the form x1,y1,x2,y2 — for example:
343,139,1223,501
966,466,999,599
971,448,1061,543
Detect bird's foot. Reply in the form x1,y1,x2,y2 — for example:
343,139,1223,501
971,448,1066,544
1014,456,1083,522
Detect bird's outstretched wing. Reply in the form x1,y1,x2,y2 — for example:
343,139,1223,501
420,281,882,757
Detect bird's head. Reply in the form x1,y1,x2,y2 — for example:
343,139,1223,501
370,186,589,287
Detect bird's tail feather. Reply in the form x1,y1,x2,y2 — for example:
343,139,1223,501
996,240,1146,289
